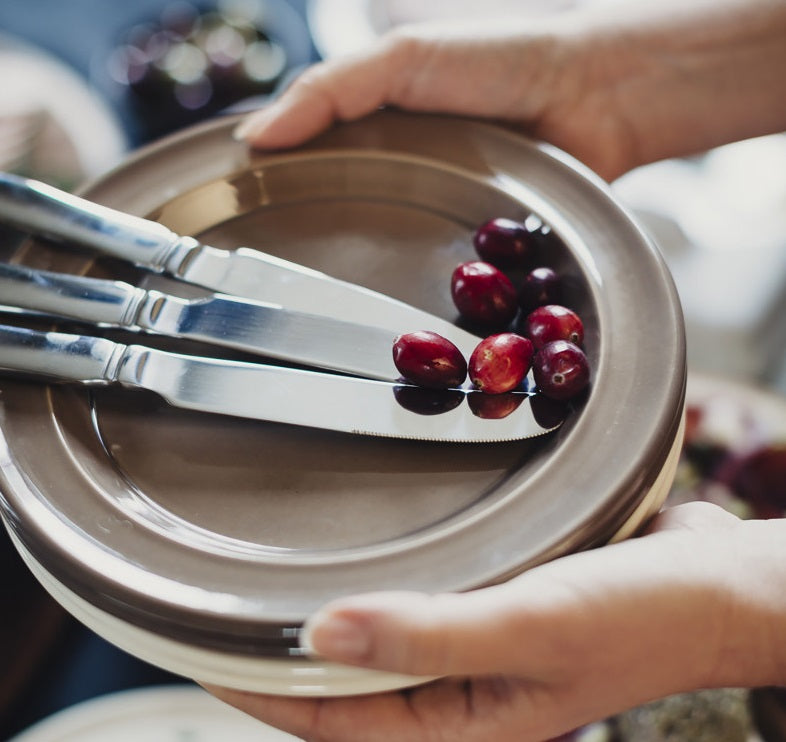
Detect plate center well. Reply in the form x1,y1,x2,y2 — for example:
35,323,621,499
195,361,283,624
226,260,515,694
86,199,542,552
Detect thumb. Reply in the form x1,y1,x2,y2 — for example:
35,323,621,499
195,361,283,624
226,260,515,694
232,42,398,148
301,511,739,682
300,585,560,678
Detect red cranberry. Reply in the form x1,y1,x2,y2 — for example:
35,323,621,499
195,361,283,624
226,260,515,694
451,261,518,327
525,215,558,253
473,217,533,269
728,445,786,517
518,267,561,311
525,304,584,349
532,340,589,400
393,331,467,389
468,333,533,394
467,391,524,419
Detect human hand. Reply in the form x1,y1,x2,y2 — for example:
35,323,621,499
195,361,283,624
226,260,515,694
234,0,786,182
206,502,786,741
233,13,640,181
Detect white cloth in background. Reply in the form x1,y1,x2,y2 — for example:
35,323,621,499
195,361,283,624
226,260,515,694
0,33,127,188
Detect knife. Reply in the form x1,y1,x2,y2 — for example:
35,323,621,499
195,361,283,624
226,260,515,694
0,324,560,442
0,262,408,382
0,172,479,358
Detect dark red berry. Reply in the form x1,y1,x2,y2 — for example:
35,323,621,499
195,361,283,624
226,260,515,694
392,331,467,389
451,261,518,327
473,217,533,269
728,444,786,517
518,267,561,311
467,391,524,419
524,214,560,251
532,340,589,401
468,333,533,394
525,304,584,349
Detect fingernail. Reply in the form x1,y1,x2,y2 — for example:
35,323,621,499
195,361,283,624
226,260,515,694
231,115,262,142
232,106,277,142
301,613,371,661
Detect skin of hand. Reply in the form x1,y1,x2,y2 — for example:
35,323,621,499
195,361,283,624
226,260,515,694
234,0,786,181
205,502,786,741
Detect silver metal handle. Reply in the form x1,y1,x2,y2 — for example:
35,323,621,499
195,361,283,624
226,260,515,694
0,263,147,326
0,172,199,271
0,324,127,384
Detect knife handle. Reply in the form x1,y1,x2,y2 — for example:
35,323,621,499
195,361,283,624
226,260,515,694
0,172,199,271
0,324,127,384
0,263,147,327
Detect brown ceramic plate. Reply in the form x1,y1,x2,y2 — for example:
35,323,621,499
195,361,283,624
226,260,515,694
0,112,684,661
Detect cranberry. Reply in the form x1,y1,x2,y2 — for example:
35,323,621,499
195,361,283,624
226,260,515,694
524,214,558,253
393,386,465,415
468,333,533,394
532,340,589,400
392,331,467,389
467,391,524,419
525,304,584,349
518,267,561,311
473,217,533,269
728,445,786,517
451,261,518,327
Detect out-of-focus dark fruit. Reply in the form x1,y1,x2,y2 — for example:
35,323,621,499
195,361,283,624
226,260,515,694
451,261,518,327
529,393,569,429
393,386,465,416
519,266,561,311
473,217,533,269
392,331,467,389
468,333,534,394
108,7,290,142
525,304,584,349
532,340,589,400
524,214,557,253
467,391,524,419
728,444,786,518
751,686,786,742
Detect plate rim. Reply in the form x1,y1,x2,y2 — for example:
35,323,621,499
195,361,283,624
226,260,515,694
0,110,685,635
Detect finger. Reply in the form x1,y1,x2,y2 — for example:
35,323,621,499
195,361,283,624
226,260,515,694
301,525,735,684
204,685,323,740
301,584,578,678
233,42,401,148
233,18,557,150
204,681,450,742
644,500,739,535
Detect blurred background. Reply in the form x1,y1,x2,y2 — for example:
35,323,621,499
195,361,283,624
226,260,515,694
0,0,316,186
0,1,784,740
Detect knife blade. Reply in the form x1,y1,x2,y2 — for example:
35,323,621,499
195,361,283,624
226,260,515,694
0,324,561,442
0,262,408,382
0,172,479,358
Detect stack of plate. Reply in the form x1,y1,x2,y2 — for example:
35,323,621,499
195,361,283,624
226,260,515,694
0,111,685,696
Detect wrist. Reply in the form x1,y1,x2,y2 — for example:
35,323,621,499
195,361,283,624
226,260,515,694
708,517,786,689
563,0,786,171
